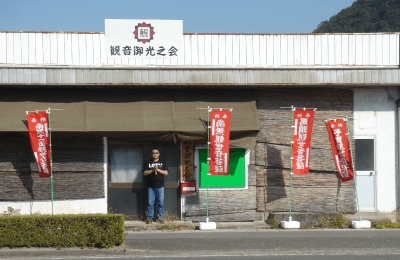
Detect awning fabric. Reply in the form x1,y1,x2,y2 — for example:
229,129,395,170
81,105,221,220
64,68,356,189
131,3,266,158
0,88,259,150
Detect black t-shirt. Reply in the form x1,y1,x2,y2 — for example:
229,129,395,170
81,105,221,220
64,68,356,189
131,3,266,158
144,160,168,188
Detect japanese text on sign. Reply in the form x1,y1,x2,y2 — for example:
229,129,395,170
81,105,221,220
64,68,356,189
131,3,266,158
27,112,51,178
292,109,315,174
105,19,183,59
182,140,194,181
326,120,354,182
209,110,231,176
110,45,178,57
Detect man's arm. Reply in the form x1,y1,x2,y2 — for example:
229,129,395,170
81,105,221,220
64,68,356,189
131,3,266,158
155,166,168,176
144,163,168,176
144,169,154,176
144,163,154,176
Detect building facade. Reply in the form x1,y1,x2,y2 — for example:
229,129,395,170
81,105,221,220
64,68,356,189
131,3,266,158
0,28,398,221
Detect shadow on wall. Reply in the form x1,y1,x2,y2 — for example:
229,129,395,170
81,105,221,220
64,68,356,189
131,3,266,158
4,132,36,200
12,161,34,200
266,144,286,203
336,173,342,211
16,121,35,199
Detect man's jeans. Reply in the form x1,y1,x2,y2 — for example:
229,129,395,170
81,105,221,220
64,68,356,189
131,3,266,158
147,187,164,221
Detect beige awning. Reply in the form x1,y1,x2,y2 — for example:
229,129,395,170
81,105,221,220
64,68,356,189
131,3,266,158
0,88,259,149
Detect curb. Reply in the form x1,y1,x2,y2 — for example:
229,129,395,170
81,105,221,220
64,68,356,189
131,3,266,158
124,220,271,231
0,247,127,258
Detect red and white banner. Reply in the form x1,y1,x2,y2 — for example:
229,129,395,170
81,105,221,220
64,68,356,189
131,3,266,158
326,120,354,182
209,110,231,176
292,109,315,174
27,112,51,177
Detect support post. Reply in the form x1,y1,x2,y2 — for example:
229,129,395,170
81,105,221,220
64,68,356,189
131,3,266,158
346,117,371,229
345,117,361,222
290,106,294,220
281,106,300,229
48,108,53,215
199,106,216,230
207,106,210,220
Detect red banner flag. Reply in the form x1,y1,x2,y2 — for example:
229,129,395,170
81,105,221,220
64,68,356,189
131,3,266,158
209,110,231,176
27,112,51,177
292,109,315,174
326,120,354,182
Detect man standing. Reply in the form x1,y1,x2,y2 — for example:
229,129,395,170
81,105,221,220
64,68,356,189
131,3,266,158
144,148,168,224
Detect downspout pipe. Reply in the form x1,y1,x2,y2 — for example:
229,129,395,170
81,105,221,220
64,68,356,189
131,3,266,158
397,98,400,212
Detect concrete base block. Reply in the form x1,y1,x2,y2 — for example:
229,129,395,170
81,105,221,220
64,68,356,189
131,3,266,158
352,220,371,229
281,217,300,229
199,218,216,230
281,221,300,229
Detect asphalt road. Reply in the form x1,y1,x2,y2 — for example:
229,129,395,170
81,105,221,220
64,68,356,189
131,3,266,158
16,255,400,260
3,229,400,259
123,229,400,253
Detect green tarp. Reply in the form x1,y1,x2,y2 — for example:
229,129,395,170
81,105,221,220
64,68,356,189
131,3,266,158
0,88,259,149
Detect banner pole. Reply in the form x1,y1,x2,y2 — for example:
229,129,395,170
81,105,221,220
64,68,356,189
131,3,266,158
290,106,294,220
48,108,53,216
207,106,210,221
345,117,361,221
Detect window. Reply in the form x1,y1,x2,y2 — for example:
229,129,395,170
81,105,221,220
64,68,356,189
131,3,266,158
195,148,249,189
355,139,374,171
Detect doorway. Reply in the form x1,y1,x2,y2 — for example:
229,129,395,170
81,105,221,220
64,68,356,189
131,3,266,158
108,144,180,220
354,137,376,211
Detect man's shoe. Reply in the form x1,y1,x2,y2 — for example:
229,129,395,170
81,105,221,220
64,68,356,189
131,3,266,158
158,219,164,224
146,219,153,224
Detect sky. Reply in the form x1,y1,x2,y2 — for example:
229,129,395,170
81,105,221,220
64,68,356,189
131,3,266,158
0,0,356,33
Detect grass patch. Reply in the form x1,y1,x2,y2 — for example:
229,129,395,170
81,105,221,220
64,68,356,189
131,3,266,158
127,213,195,232
126,222,195,232
318,213,351,228
373,221,400,229
267,218,280,229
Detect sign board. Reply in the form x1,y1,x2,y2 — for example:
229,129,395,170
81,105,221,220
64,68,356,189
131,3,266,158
182,140,194,181
105,19,183,59
181,182,196,194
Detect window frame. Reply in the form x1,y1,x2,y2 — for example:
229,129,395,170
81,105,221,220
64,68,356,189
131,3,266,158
194,146,249,191
354,135,376,176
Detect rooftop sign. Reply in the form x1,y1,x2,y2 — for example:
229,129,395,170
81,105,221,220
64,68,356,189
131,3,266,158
105,19,183,60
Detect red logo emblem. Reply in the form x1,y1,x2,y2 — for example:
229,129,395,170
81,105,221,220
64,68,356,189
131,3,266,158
133,22,155,44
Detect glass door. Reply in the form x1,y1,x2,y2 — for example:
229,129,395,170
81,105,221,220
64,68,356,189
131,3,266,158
108,145,145,219
355,137,376,211
108,144,180,220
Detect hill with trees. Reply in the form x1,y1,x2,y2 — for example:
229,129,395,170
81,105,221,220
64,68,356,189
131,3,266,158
313,0,400,33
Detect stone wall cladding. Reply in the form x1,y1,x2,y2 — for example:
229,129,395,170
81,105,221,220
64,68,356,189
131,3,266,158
184,88,355,221
184,186,262,222
0,133,104,201
184,147,259,222
256,88,356,213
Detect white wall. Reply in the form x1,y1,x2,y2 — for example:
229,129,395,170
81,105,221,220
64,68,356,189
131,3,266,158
0,198,107,215
0,32,398,67
354,87,398,212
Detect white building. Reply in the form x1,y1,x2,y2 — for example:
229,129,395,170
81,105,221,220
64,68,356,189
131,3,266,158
0,22,398,222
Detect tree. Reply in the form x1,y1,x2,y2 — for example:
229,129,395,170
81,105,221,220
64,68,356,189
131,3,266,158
313,0,400,33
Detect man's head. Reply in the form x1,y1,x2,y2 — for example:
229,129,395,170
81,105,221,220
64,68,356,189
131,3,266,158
151,148,160,161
